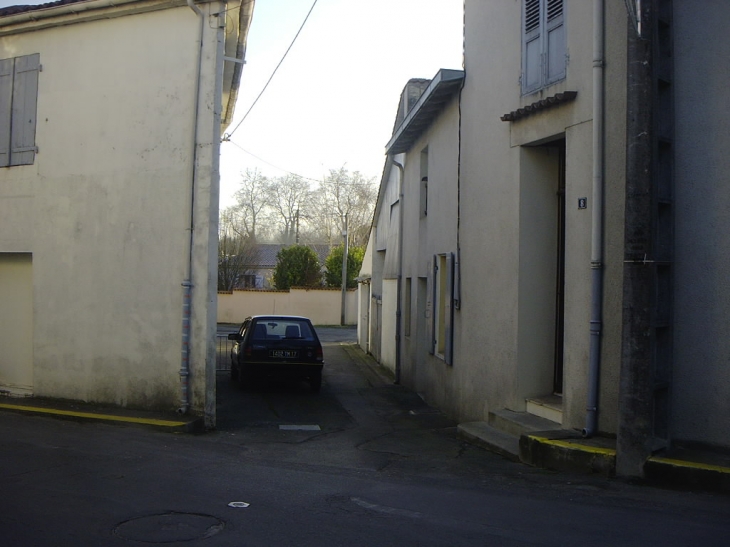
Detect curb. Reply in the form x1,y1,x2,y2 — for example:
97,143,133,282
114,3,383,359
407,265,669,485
519,432,616,475
0,402,203,433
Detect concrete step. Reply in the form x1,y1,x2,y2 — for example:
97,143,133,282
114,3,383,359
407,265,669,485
525,395,564,423
457,422,520,462
488,408,561,437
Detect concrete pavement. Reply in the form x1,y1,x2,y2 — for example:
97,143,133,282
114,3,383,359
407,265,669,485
2,337,729,494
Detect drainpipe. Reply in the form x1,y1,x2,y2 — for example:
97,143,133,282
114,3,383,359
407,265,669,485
178,0,205,415
583,0,605,437
393,158,405,385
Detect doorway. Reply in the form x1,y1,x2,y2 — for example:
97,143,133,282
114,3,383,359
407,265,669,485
0,253,33,396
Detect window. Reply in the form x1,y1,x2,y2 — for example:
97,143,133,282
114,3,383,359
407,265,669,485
0,53,40,167
522,0,566,94
404,277,412,337
420,147,429,218
431,253,454,365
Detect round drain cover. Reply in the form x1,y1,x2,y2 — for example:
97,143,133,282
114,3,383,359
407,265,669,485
114,512,224,543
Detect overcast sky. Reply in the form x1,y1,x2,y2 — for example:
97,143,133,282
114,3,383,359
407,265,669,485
0,0,465,208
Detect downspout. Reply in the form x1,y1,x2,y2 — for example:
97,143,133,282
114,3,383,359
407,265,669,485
583,0,605,436
178,0,205,414
393,158,405,385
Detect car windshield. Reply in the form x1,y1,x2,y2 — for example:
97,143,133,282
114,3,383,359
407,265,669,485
251,319,315,341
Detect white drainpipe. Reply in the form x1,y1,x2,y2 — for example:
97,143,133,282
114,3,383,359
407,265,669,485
178,0,205,414
584,0,605,437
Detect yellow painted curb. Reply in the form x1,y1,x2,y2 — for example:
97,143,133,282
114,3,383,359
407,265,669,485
0,403,188,427
527,435,617,457
648,456,730,475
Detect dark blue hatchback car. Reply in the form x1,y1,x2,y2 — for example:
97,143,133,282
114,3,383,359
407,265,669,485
228,315,324,392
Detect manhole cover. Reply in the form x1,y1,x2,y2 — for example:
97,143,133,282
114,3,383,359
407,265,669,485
114,512,225,543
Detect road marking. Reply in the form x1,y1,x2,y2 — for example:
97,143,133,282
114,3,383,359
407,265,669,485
279,424,321,431
648,456,730,474
0,403,188,427
526,435,617,457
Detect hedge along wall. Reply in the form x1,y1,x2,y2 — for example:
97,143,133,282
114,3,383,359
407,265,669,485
217,288,358,325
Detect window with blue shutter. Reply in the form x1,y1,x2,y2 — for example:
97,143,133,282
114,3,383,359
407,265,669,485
0,53,39,167
522,0,566,94
432,252,455,364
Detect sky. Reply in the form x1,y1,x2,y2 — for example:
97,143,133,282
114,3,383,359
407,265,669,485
0,0,465,208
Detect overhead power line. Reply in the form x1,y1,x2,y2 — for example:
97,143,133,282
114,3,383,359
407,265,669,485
224,0,319,140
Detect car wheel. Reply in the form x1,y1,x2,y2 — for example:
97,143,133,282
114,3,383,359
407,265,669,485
309,370,322,393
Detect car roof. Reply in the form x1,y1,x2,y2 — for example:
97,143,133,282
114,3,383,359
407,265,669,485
248,315,312,321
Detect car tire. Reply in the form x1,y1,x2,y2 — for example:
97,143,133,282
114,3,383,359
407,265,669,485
310,370,322,393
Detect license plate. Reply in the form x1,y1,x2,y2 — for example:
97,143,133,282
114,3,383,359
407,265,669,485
271,350,298,358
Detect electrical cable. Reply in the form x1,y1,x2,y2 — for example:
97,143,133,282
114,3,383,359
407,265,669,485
224,0,319,140
224,139,376,187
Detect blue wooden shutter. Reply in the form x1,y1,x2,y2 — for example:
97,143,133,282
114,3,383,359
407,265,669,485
522,0,542,93
545,0,566,85
427,255,436,355
0,58,13,167
11,53,39,166
444,252,455,366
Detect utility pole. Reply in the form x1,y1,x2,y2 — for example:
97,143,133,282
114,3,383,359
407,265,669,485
295,208,300,244
340,213,348,326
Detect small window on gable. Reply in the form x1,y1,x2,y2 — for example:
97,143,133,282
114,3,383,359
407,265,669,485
0,53,40,168
522,0,566,94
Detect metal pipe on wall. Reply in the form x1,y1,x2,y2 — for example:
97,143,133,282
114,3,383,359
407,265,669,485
178,0,205,415
393,158,404,385
583,0,606,437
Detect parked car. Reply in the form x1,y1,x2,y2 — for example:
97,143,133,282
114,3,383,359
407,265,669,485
228,315,324,392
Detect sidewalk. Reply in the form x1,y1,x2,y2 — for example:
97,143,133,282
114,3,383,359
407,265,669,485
459,421,730,494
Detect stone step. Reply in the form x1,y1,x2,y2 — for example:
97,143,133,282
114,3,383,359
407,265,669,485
525,395,564,423
488,408,562,437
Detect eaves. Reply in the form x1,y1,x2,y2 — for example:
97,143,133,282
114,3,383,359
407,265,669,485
385,68,465,155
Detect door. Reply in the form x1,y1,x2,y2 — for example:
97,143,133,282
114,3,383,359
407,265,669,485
0,253,33,395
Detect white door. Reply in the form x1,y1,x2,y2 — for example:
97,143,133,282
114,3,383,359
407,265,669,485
0,253,33,396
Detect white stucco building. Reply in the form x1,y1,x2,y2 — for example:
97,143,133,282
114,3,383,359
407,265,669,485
360,0,730,477
0,0,254,428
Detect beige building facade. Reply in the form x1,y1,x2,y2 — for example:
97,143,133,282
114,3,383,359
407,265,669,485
361,0,729,476
0,0,253,427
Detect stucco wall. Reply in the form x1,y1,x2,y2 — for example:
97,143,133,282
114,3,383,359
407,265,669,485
217,289,358,326
453,0,626,428
671,0,730,448
0,3,221,414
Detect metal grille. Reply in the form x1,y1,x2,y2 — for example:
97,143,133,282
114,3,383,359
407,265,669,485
216,335,232,371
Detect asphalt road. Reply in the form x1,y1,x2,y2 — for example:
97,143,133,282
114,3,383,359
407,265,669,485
2,338,729,546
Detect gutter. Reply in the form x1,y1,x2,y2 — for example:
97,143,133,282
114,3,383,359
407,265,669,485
393,159,405,384
584,0,605,437
178,0,205,415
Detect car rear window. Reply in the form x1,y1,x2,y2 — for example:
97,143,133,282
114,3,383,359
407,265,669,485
252,319,316,341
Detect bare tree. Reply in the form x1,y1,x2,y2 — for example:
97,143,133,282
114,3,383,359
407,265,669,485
268,174,311,244
312,167,377,247
233,168,271,242
218,207,259,291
